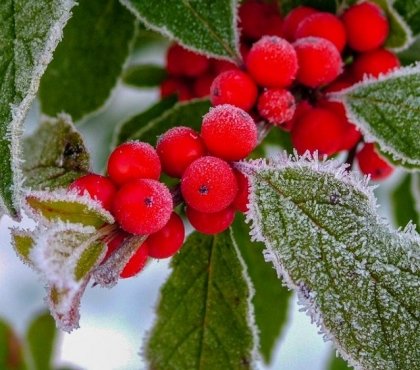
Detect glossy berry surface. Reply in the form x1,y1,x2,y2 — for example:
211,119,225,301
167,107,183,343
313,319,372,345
120,241,149,279
210,70,258,111
246,36,298,88
107,141,161,185
68,173,116,212
181,156,238,213
282,6,318,41
201,104,257,161
342,1,389,52
186,206,236,235
257,88,296,126
166,44,209,77
233,170,250,213
112,179,173,235
295,12,347,53
351,49,400,81
356,143,394,180
294,37,342,88
156,127,206,178
147,212,185,259
291,107,346,155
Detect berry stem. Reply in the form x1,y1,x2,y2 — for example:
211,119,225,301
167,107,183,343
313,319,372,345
345,139,362,169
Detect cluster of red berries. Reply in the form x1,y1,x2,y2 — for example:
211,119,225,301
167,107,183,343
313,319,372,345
68,104,255,278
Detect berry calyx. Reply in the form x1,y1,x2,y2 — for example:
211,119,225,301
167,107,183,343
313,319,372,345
120,241,149,279
356,143,394,180
282,6,318,41
210,70,258,111
233,170,250,213
68,173,117,212
156,127,207,178
246,36,298,88
257,88,296,126
181,156,238,213
147,212,185,259
107,141,161,186
166,44,209,77
186,206,236,235
201,104,257,161
112,179,173,235
351,49,400,81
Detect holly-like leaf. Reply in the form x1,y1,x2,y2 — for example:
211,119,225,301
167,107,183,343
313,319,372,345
26,312,56,370
232,214,291,364
22,114,90,191
0,319,26,370
392,173,420,230
39,0,137,121
11,229,35,267
398,36,420,66
121,0,240,61
240,153,420,370
394,0,420,37
0,0,76,217
122,64,167,87
25,190,114,228
146,231,257,370
329,65,420,169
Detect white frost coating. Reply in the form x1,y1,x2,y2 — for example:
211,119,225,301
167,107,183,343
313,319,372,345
5,0,76,217
385,0,414,52
119,0,241,62
10,227,37,269
229,227,260,365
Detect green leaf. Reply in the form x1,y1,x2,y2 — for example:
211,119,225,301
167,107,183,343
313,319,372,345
394,0,420,37
0,319,26,370
146,231,256,369
327,350,352,370
113,96,177,146
22,114,90,191
11,229,35,267
120,98,211,146
26,312,56,370
232,214,291,364
122,64,167,87
241,154,420,370
329,65,420,169
0,0,76,217
121,0,240,61
39,0,137,121
25,190,114,228
392,173,420,230
398,36,420,65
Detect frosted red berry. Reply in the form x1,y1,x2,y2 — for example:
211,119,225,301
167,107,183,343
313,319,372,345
257,88,296,126
233,170,250,213
246,36,298,88
356,143,394,180
201,105,257,161
295,12,347,53
294,37,343,88
351,49,400,81
210,70,258,111
166,44,209,77
147,212,185,259
69,173,117,212
181,156,238,213
291,107,346,155
120,241,149,279
112,179,173,235
342,1,389,52
107,141,161,186
282,6,318,41
157,127,206,178
186,206,236,235
160,78,192,101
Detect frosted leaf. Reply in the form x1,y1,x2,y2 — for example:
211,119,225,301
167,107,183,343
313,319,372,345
11,228,36,268
0,0,76,218
329,64,420,170
25,189,114,228
239,152,420,370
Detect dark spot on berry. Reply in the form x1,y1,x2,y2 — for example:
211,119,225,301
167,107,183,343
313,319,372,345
213,87,220,96
144,197,153,207
198,185,208,195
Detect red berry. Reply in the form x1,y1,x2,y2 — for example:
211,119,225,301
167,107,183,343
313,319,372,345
112,179,173,235
282,99,312,132
291,107,346,155
210,70,258,111
120,241,149,279
211,59,238,75
156,126,207,178
147,212,185,259
351,49,400,81
257,88,296,126
181,156,238,213
356,143,394,180
107,141,161,186
324,76,354,93
282,6,318,41
68,174,117,212
160,78,192,101
166,44,209,77
294,37,343,88
186,206,236,235
295,12,347,53
264,14,284,38
193,73,214,98
201,105,257,161
246,36,298,88
233,170,250,213
342,1,389,52
104,229,129,261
